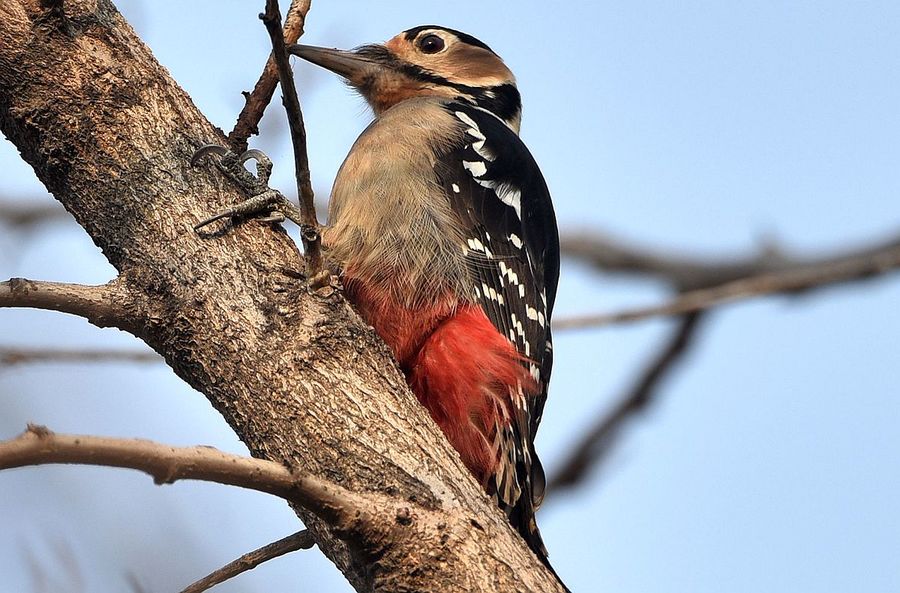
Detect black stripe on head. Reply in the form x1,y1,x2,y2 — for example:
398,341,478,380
402,25,497,55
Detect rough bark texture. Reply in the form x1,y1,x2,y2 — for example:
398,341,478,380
0,1,565,591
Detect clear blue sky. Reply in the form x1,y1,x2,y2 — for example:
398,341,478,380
1,1,898,591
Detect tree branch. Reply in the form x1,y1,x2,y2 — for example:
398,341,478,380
180,530,315,593
227,0,311,153
562,230,900,290
0,425,374,529
0,347,159,366
0,278,145,332
555,239,900,329
548,313,704,494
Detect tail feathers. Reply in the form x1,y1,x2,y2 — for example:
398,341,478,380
505,487,571,592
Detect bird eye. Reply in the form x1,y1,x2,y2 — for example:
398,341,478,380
418,34,445,54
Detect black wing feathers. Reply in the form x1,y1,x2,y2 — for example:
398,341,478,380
434,102,559,560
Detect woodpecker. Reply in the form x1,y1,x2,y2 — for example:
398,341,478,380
286,25,561,566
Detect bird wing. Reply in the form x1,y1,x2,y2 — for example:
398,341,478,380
435,102,560,544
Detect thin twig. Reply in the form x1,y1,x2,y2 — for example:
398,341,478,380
261,0,324,280
227,0,312,152
180,530,315,593
555,240,900,330
548,313,704,494
0,425,363,527
0,347,159,366
0,277,142,332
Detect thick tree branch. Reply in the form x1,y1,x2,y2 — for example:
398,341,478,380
549,314,704,494
227,0,311,153
0,2,564,590
261,0,322,278
556,239,900,329
0,347,159,366
0,278,146,332
180,530,315,593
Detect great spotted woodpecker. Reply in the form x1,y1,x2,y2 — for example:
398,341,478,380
193,24,561,574
290,26,560,564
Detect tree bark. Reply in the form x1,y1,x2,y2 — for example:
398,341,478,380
0,1,565,591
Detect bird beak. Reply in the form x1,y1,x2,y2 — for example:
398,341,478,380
288,44,388,86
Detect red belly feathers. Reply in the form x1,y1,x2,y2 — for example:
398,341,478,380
345,278,534,483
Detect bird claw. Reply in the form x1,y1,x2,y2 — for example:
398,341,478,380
192,145,303,231
256,211,286,224
191,144,273,190
190,144,229,167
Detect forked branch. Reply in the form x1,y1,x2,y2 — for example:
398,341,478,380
227,0,312,152
562,230,900,291
556,238,900,329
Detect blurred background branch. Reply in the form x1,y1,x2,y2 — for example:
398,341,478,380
549,312,704,495
562,229,900,291
557,232,900,328
0,199,69,230
0,347,159,367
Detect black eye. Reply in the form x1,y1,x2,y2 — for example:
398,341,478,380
418,34,445,54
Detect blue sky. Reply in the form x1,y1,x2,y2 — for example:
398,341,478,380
1,1,899,591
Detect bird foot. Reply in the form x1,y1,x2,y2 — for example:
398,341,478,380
191,144,304,231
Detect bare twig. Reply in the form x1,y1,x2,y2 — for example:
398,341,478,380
227,0,312,152
0,347,159,366
0,425,363,527
549,313,704,494
260,0,323,280
562,230,900,291
0,201,69,228
555,239,900,330
180,530,315,593
0,278,143,332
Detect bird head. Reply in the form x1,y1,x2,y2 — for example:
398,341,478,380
290,26,522,132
